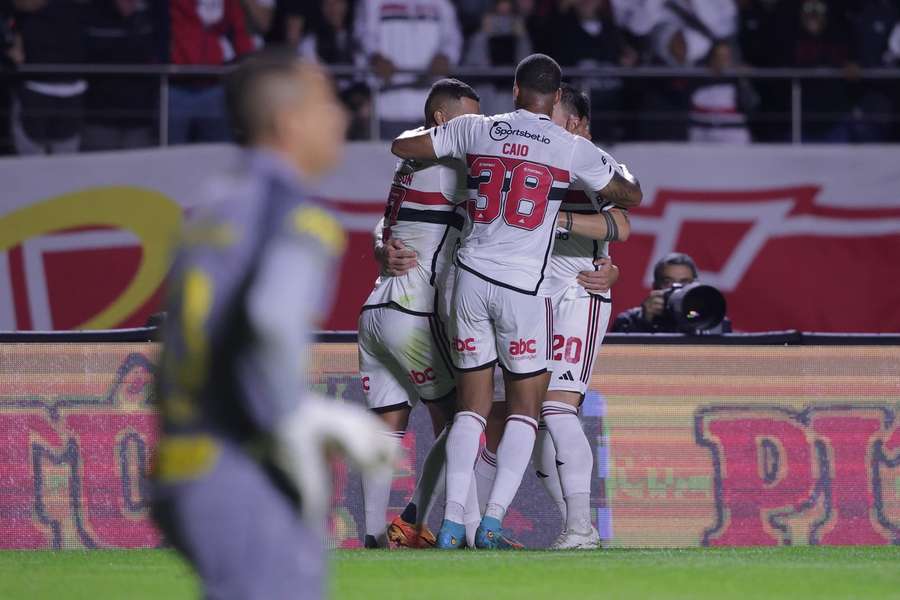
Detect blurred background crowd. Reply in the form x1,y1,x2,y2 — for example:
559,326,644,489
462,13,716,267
1,0,899,154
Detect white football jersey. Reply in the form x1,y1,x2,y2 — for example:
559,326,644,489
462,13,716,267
541,187,616,298
363,154,467,314
430,109,620,295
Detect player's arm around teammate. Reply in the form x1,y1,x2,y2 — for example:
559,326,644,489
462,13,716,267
393,55,623,550
358,80,484,548
473,83,634,549
540,85,628,549
558,207,631,243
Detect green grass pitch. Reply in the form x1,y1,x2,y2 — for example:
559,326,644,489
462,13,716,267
1,547,899,600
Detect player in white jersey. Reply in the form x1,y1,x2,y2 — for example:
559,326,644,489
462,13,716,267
471,85,631,549
392,54,642,549
358,79,480,548
541,85,632,549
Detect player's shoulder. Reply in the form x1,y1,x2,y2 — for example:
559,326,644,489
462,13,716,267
287,200,347,257
441,113,492,131
393,156,459,187
570,135,613,167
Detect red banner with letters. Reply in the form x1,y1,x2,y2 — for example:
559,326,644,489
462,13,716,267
1,144,898,333
1,342,897,549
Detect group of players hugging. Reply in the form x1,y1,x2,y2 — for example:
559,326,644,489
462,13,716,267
359,53,642,551
150,49,642,600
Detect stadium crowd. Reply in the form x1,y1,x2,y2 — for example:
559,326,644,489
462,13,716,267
1,0,899,153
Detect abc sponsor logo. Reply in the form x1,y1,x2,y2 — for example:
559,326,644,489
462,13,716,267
489,120,551,144
453,337,477,352
408,368,437,385
508,338,537,357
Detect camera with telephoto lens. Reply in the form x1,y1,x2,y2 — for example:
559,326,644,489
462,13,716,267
661,282,727,335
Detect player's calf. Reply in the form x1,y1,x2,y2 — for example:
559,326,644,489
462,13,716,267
478,370,547,539
542,391,594,537
361,405,410,548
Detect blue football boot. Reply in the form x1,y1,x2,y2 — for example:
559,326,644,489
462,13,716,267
474,516,503,549
436,519,467,549
475,517,524,550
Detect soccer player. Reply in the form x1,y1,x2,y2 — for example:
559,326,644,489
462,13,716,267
358,78,483,549
392,54,641,549
474,84,630,549
539,84,630,549
151,52,395,599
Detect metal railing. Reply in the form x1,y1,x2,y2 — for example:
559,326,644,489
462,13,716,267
4,63,900,146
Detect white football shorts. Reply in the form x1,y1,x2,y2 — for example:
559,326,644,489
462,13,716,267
546,285,611,395
358,306,455,411
449,268,551,376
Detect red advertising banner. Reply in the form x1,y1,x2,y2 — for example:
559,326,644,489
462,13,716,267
2,144,899,333
1,341,897,549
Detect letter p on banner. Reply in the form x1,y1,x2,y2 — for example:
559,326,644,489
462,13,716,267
696,408,819,546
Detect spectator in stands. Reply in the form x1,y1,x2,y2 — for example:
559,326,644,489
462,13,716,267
636,25,702,140
738,0,794,67
168,0,254,144
609,0,666,39
355,0,462,138
462,0,531,115
300,0,371,139
0,2,19,154
299,0,358,67
850,0,900,141
9,0,87,155
1,1,21,67
552,0,636,142
791,0,854,142
239,0,274,40
520,0,574,55
673,0,737,41
455,0,491,38
737,0,795,142
688,41,756,143
82,0,161,151
265,0,314,47
612,252,733,334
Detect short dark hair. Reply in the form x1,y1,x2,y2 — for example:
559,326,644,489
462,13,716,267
225,49,301,145
653,252,699,288
424,78,480,126
559,83,590,122
515,54,562,95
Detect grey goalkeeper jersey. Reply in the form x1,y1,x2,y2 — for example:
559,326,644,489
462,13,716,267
156,149,346,450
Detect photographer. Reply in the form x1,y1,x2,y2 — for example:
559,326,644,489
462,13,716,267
612,252,732,334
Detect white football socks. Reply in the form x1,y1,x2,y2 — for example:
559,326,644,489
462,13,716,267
463,472,481,547
474,447,497,513
484,415,538,522
542,401,593,533
532,424,567,523
362,430,404,541
408,426,447,526
443,411,485,524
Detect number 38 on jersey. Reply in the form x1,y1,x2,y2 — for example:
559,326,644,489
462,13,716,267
468,156,561,232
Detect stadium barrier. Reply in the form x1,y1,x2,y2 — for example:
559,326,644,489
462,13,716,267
3,143,900,334
1,331,897,549
6,63,900,144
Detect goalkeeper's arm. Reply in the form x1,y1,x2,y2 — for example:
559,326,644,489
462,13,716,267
246,235,397,526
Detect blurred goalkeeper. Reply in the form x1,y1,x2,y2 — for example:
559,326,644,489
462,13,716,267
151,51,396,600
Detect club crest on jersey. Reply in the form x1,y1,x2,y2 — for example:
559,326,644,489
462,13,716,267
489,121,550,145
